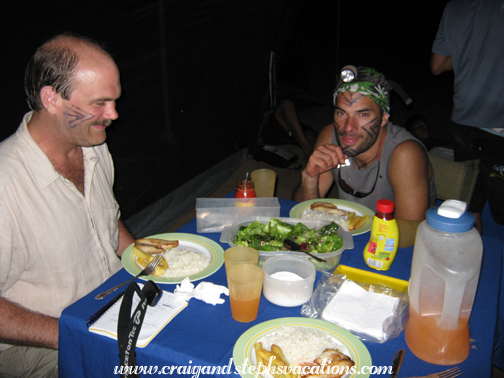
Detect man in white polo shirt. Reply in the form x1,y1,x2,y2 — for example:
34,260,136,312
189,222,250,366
0,33,135,376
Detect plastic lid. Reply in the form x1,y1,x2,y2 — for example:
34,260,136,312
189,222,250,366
377,199,394,213
426,199,475,232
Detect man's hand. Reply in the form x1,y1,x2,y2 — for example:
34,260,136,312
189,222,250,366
305,143,347,177
292,124,344,202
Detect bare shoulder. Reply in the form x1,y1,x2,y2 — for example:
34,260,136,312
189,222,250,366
389,138,433,185
391,139,429,163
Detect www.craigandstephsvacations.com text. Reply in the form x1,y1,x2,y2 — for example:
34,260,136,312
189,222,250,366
113,358,393,377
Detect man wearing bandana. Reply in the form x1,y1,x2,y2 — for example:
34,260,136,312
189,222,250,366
293,66,436,247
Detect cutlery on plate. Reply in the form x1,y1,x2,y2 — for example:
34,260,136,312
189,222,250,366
283,239,327,263
390,349,404,378
95,254,163,300
402,366,462,378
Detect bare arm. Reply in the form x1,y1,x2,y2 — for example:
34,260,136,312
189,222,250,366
0,297,58,349
292,124,346,201
431,53,453,75
389,140,432,220
116,219,135,257
389,140,433,247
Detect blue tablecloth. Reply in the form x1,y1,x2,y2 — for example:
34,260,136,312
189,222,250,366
58,198,503,377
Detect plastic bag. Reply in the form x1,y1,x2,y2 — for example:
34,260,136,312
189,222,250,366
301,271,409,343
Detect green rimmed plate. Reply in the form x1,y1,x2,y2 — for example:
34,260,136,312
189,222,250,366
233,317,372,378
122,233,224,284
289,199,374,235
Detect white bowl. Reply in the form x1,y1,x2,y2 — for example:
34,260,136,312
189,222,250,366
262,255,316,307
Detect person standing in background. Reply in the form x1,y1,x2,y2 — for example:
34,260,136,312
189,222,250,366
431,0,504,234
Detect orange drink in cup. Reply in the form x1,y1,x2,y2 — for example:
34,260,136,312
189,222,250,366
226,264,264,322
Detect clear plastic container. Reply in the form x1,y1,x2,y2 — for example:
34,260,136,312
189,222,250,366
196,198,280,233
262,255,316,307
221,216,354,271
405,199,483,365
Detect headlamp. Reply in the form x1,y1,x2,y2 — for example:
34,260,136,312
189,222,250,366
335,65,412,106
340,65,358,83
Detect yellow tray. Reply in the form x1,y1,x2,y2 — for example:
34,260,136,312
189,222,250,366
333,265,409,293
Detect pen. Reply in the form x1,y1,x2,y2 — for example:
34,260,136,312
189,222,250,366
86,291,125,328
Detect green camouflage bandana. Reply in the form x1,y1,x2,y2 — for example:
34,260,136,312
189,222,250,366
333,67,391,115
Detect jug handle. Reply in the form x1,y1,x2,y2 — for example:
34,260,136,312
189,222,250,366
438,283,464,329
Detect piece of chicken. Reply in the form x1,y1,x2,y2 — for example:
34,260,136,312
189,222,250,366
301,349,354,378
310,202,347,216
134,238,179,254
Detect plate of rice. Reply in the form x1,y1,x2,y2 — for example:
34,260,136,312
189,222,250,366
289,199,374,236
121,233,224,284
233,317,371,378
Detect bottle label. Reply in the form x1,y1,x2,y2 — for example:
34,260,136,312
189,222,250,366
366,258,383,269
384,238,396,252
366,241,377,254
369,234,396,259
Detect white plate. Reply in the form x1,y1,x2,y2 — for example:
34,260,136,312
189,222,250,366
233,317,372,378
290,199,374,235
121,233,224,284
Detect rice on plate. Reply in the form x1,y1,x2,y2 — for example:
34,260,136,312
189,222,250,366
258,325,347,366
302,209,350,231
157,247,210,278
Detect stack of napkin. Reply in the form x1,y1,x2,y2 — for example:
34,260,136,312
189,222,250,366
322,279,399,342
174,277,229,305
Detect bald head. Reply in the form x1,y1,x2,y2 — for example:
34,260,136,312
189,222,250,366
24,33,115,112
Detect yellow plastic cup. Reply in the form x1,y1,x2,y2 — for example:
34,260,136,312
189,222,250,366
224,246,259,273
226,264,264,322
250,169,276,197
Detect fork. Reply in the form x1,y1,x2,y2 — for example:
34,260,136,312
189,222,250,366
95,255,163,299
403,367,462,378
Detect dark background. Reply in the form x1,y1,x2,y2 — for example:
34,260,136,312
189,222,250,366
0,0,454,224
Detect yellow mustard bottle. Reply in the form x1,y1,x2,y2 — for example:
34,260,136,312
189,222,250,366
363,199,399,270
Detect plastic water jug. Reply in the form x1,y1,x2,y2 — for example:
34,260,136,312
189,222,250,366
405,199,483,365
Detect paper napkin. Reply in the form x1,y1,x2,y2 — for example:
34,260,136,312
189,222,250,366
322,279,399,342
174,277,229,305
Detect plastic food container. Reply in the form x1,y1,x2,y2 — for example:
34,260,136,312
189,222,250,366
333,265,409,293
262,255,316,307
196,198,280,233
221,216,354,271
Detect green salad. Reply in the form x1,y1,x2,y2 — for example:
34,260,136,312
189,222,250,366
232,218,343,254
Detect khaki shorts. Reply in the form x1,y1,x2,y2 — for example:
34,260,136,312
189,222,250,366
0,346,57,378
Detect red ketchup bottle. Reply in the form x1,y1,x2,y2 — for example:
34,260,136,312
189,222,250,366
235,180,256,207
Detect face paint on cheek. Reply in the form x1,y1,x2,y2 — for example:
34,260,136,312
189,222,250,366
62,105,95,129
361,116,381,139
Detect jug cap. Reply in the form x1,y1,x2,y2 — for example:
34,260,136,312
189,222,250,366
426,199,475,232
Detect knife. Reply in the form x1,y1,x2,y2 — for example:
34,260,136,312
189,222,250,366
390,349,405,378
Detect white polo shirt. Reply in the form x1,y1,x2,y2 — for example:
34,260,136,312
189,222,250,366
0,113,123,348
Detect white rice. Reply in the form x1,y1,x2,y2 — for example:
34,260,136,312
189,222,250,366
158,247,210,278
259,326,343,366
302,209,350,231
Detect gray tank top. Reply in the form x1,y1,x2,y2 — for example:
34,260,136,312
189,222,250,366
331,122,437,211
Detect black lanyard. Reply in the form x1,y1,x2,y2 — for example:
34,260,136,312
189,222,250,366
117,281,162,378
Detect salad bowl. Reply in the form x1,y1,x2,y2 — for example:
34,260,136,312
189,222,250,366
222,216,354,271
